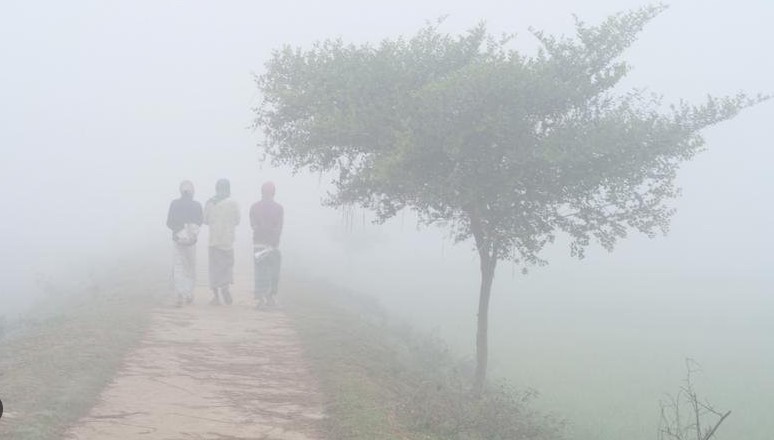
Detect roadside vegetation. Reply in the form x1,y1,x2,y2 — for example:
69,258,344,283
283,275,565,440
0,256,733,440
0,258,164,439
284,274,734,440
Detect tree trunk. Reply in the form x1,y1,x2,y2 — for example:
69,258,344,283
473,252,496,395
469,208,497,396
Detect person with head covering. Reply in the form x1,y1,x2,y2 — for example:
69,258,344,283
166,180,203,307
203,178,240,305
250,181,284,308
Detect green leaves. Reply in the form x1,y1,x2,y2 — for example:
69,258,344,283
254,5,767,267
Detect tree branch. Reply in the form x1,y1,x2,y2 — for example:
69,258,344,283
701,411,731,440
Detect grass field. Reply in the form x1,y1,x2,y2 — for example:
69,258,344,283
0,259,164,439
283,274,563,440
283,275,431,439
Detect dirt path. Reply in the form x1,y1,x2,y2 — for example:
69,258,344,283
64,292,326,440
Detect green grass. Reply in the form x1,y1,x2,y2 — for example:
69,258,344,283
0,260,164,439
284,276,433,439
283,275,562,440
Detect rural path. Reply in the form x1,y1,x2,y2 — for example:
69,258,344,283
64,291,326,440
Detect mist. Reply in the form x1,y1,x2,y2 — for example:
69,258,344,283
1,1,772,439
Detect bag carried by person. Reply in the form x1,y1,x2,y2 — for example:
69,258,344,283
175,223,200,246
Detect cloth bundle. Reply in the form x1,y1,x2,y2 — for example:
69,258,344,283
253,245,281,299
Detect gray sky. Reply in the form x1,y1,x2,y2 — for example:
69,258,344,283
0,1,772,438
0,0,770,269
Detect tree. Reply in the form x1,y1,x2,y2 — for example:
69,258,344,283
254,5,767,393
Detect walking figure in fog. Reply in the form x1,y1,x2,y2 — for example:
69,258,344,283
250,181,283,308
204,178,240,305
166,180,203,307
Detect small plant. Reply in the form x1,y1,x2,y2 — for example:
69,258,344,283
385,308,563,439
658,359,731,440
404,377,562,440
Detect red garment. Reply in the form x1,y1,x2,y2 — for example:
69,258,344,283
250,199,284,247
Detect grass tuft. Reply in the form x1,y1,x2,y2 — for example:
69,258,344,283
284,275,565,440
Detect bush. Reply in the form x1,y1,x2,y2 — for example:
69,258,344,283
393,327,563,440
286,276,565,440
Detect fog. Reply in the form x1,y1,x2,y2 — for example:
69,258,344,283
1,1,772,439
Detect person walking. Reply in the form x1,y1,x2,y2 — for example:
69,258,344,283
250,181,283,308
204,178,240,305
166,180,203,307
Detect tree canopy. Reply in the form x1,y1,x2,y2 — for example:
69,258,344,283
254,4,767,390
256,5,763,265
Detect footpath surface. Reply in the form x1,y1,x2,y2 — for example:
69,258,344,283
64,291,325,440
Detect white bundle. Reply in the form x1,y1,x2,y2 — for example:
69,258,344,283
175,223,201,246
254,245,276,263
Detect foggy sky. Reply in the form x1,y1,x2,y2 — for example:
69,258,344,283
0,1,772,439
1,0,770,277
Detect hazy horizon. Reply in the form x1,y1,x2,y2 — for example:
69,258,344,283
1,1,772,439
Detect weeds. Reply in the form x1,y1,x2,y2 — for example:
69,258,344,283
0,259,163,439
284,276,564,440
659,359,731,440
